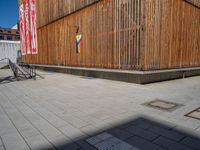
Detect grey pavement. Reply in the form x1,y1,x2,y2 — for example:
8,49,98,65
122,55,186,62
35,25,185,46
0,69,200,150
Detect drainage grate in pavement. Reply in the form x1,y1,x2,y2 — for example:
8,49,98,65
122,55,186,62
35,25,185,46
143,99,183,112
86,132,139,150
185,107,200,120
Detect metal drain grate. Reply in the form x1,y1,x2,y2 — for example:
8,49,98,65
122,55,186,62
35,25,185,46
185,107,200,120
143,99,183,112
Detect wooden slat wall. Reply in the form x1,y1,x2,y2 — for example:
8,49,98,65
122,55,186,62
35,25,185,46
21,0,200,71
39,0,100,28
142,0,200,70
19,0,100,28
23,0,143,70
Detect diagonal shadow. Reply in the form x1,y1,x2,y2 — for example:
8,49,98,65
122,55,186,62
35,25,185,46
35,116,200,150
0,76,17,84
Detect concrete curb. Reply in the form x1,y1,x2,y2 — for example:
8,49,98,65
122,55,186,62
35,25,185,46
31,64,200,84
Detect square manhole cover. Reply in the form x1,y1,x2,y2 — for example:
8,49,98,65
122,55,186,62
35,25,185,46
185,107,200,120
143,99,183,112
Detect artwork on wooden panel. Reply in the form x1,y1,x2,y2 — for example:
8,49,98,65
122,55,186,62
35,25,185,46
30,0,38,54
19,4,26,55
75,35,82,54
24,0,31,54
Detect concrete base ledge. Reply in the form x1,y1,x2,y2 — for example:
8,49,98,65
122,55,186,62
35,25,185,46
32,64,200,84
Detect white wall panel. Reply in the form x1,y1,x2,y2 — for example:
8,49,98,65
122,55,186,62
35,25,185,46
0,40,20,63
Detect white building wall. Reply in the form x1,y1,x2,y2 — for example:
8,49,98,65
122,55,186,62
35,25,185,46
0,40,20,63
12,24,18,29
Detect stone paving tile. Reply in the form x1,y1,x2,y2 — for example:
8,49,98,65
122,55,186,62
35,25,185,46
125,125,159,141
107,128,133,141
86,133,113,145
56,143,80,150
154,136,193,150
0,138,2,146
126,136,166,150
79,124,102,136
95,133,113,141
47,134,73,149
107,142,139,150
8,87,72,130
148,126,185,141
169,117,200,131
0,137,4,150
35,124,62,139
0,146,4,150
87,133,139,150
96,137,121,149
0,104,30,150
4,95,70,149
19,125,40,139
25,134,55,150
119,123,133,130
24,102,70,129
130,118,154,130
76,140,97,150
94,137,122,150
0,99,42,140
59,114,90,128
1,132,31,150
12,101,65,142
59,125,87,141
180,137,200,150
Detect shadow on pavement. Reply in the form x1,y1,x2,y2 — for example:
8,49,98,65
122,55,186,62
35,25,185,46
39,116,200,150
0,76,17,84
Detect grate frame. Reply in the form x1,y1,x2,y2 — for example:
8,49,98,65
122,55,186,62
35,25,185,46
185,107,200,120
143,99,184,112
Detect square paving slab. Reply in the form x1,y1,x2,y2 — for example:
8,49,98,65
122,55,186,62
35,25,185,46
86,133,139,150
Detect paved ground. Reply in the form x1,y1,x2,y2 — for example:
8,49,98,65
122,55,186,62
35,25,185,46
0,69,200,150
